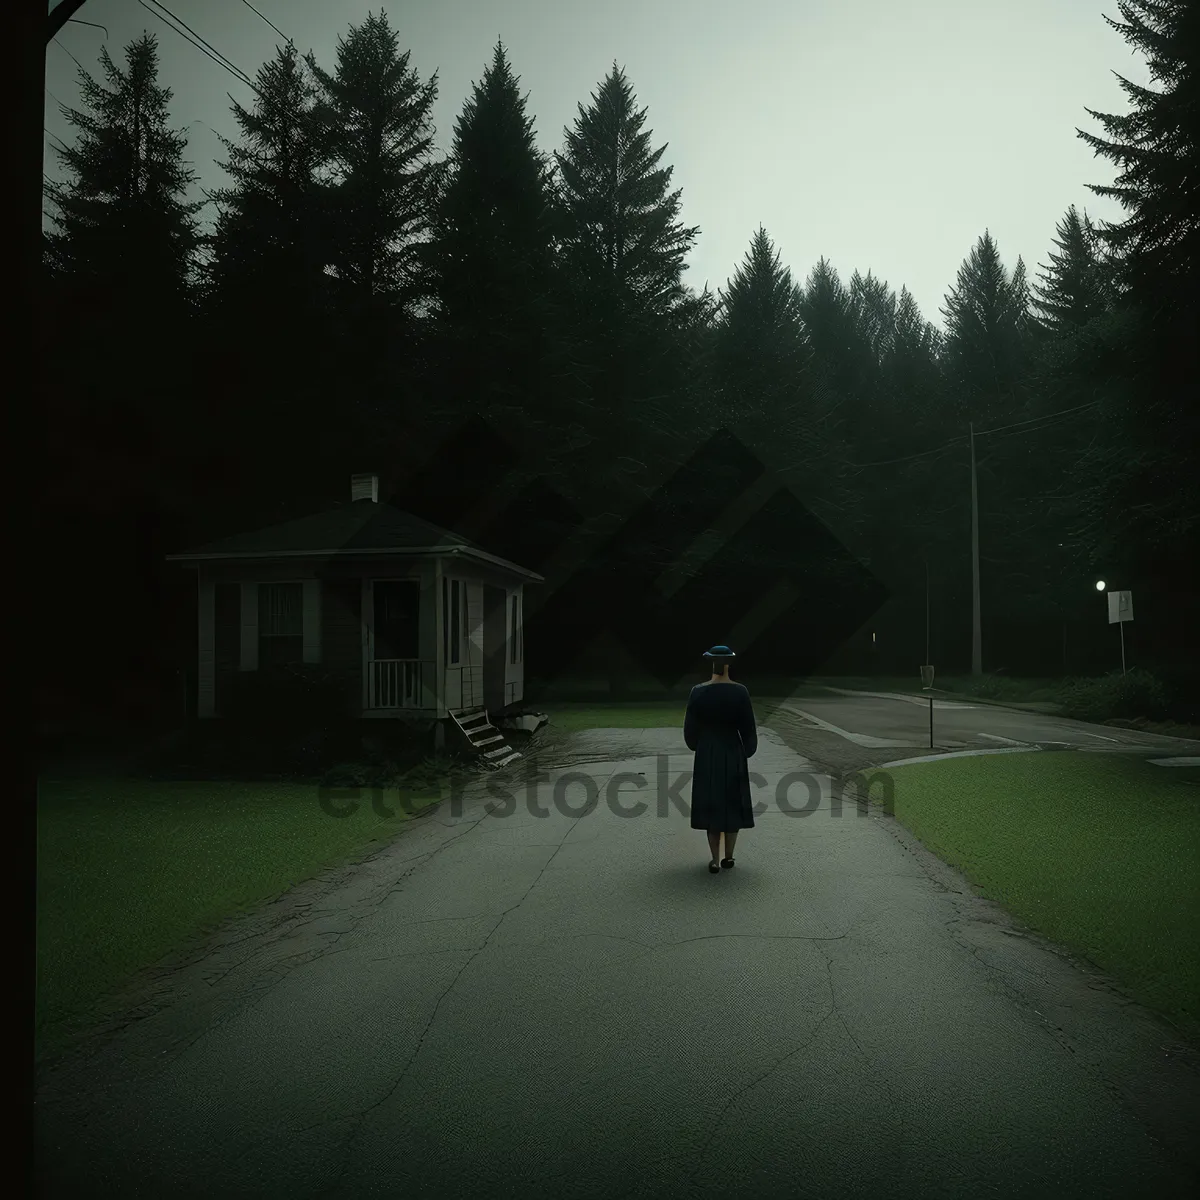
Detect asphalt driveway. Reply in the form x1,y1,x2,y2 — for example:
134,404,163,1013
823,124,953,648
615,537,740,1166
34,726,1200,1198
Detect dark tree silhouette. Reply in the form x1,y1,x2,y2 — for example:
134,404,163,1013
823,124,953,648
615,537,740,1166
44,32,201,315
938,231,1032,425
306,11,443,324
426,41,560,436
1074,0,1199,565
552,63,707,482
205,41,332,328
1030,206,1116,335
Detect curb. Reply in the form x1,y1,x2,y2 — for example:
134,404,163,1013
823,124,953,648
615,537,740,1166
926,688,1063,715
874,747,1042,769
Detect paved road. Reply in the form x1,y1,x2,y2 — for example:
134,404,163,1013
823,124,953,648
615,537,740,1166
776,688,1200,761
35,724,1200,1198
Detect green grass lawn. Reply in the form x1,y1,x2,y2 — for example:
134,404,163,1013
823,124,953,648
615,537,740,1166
36,776,444,1061
868,752,1200,1039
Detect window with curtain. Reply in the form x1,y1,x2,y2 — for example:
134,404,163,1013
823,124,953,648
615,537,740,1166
259,582,303,667
510,593,521,664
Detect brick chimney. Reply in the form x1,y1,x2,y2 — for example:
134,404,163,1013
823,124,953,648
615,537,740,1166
351,473,379,503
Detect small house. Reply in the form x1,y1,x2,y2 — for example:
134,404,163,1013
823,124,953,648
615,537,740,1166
166,474,543,759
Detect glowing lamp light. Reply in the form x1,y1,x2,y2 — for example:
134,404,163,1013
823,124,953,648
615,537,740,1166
1095,580,1106,591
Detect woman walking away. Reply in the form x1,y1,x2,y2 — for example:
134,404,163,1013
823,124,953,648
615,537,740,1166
683,645,758,873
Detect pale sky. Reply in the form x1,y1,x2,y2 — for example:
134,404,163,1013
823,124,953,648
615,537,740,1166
45,0,1150,330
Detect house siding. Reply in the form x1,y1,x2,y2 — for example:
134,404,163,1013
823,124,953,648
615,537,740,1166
186,555,534,721
505,585,525,707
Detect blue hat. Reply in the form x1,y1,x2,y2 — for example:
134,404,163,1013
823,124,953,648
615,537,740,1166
702,645,736,660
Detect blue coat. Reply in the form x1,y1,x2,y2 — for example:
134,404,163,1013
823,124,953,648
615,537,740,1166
683,681,758,830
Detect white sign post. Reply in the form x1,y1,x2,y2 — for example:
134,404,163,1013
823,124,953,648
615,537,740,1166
1107,590,1133,675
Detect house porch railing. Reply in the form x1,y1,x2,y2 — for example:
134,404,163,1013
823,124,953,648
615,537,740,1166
368,659,432,710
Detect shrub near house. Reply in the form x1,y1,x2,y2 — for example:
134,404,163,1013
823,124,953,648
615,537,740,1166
224,662,349,730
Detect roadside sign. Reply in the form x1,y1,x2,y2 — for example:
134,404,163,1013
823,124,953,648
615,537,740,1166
1107,590,1133,624
920,664,934,689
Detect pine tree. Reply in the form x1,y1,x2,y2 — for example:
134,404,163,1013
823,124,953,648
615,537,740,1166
195,42,349,501
555,65,699,323
426,41,558,432
848,270,897,367
1077,0,1198,316
799,257,875,436
890,288,943,374
552,63,702,470
1074,0,1199,568
44,32,200,314
306,11,444,322
1029,205,1115,335
715,227,806,400
708,227,811,483
40,33,206,711
939,231,1031,423
851,283,954,666
205,41,331,328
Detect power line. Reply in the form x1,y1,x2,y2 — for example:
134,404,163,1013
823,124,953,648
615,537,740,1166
139,0,309,136
974,399,1103,438
853,439,966,469
850,397,1105,470
239,0,289,43
136,0,255,90
51,35,88,74
143,0,253,83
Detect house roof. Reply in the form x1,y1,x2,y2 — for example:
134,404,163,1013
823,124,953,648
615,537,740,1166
166,500,544,582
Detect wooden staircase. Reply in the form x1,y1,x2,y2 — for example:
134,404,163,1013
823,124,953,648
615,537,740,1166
448,705,521,769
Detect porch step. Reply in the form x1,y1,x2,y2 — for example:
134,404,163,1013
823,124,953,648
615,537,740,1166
448,706,522,770
453,705,490,730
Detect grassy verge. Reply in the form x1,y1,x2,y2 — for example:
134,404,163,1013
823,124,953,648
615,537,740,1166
537,697,789,732
932,675,1065,703
867,752,1200,1039
36,775,444,1061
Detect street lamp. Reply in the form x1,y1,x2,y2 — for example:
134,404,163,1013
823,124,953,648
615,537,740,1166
1095,580,1106,592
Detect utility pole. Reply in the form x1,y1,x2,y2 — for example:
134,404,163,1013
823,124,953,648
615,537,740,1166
925,557,930,664
970,422,982,676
